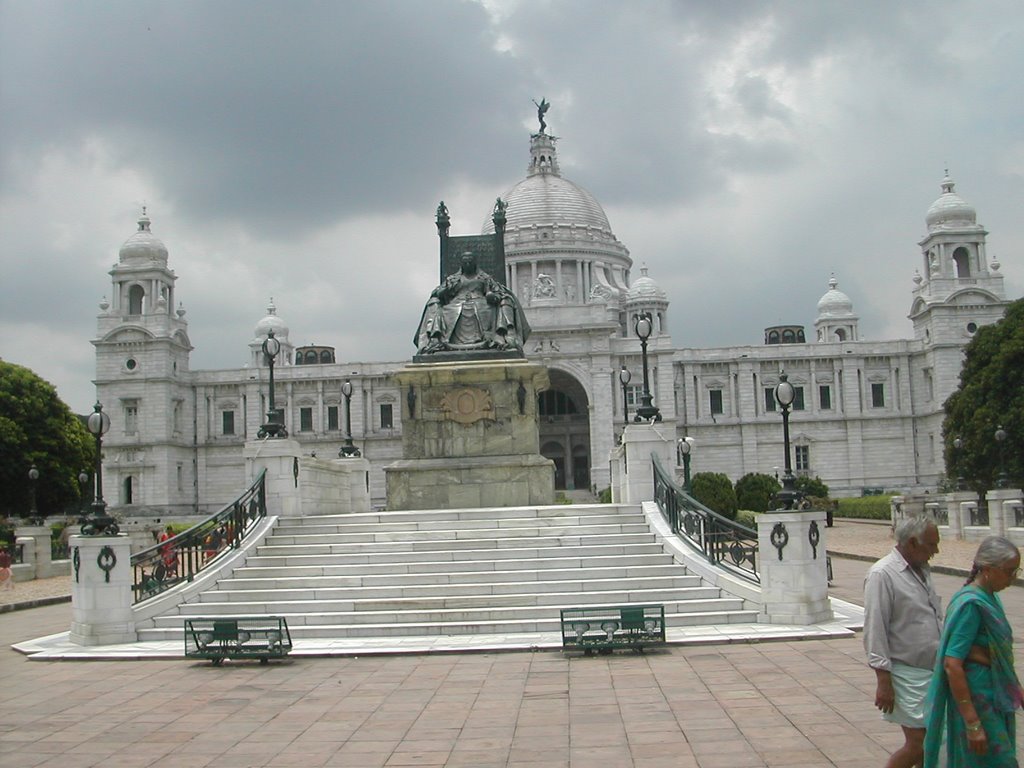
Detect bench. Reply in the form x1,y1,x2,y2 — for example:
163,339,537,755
560,604,666,655
184,617,292,665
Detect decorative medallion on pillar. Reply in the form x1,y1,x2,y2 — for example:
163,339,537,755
440,388,495,424
407,385,416,417
97,545,116,583
73,546,80,582
808,520,820,559
770,522,789,560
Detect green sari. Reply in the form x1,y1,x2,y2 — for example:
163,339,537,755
923,585,1023,767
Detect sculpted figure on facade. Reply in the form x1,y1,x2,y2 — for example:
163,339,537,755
415,251,531,355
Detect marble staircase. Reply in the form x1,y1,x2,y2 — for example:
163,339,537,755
137,503,759,642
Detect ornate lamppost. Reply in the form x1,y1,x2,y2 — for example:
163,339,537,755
633,312,661,422
995,425,1008,488
952,436,966,490
27,464,40,522
258,329,287,439
773,372,801,510
619,366,632,423
338,379,361,457
82,401,117,535
78,471,90,517
677,437,694,494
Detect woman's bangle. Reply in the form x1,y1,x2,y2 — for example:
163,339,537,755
965,720,983,733
957,698,970,705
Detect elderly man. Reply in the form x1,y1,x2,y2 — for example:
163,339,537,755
864,516,943,768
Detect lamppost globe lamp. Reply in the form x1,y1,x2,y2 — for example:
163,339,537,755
632,312,662,423
82,401,117,535
338,379,361,457
27,464,40,522
258,329,288,439
619,365,632,424
952,436,966,490
995,426,1008,488
772,372,802,511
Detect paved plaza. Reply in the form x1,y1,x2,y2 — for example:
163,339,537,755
2,522,1023,767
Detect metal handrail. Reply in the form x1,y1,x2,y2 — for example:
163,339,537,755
131,470,267,604
651,454,759,583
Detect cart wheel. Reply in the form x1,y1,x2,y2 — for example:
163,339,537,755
211,657,224,666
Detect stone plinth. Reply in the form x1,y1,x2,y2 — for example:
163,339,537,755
244,438,303,517
385,360,554,510
987,487,1023,537
756,510,833,625
69,534,136,646
617,422,675,504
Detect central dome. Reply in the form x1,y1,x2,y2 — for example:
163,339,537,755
483,173,612,234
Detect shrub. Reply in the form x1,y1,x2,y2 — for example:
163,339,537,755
735,473,781,513
690,472,738,520
795,475,829,499
835,496,893,520
597,487,612,504
735,509,759,529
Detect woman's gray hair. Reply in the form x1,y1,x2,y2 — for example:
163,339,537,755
973,536,1020,569
894,516,936,546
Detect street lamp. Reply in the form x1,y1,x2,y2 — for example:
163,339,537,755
773,372,802,510
952,436,966,490
28,465,40,523
677,437,694,494
258,329,288,439
619,366,632,423
82,401,117,535
338,379,361,457
995,426,1008,488
633,312,662,422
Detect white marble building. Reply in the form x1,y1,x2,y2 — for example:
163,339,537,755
93,131,1011,515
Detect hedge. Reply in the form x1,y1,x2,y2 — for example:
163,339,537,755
835,496,893,520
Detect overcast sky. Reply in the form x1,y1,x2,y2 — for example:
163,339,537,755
2,0,1021,414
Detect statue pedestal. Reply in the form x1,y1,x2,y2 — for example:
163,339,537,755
385,360,554,510
756,510,833,625
69,534,136,646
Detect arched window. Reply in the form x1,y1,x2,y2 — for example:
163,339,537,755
796,329,806,343
320,350,333,363
304,350,317,364
128,285,145,315
834,328,847,342
782,329,795,343
537,390,579,417
768,330,780,344
953,247,971,278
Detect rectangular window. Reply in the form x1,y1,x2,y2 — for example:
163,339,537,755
380,403,394,430
793,386,805,411
327,406,339,431
871,383,885,408
124,402,138,435
819,385,832,410
625,385,644,408
709,389,723,415
221,410,235,436
795,445,810,472
300,407,313,432
763,388,776,412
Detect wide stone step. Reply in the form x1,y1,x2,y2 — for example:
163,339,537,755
235,552,677,579
272,513,647,536
141,607,760,641
217,563,693,590
159,592,744,624
243,542,667,568
203,575,704,603
266,522,652,546
278,504,636,527
256,532,656,557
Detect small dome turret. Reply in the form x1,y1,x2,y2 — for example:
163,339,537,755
119,208,169,263
626,266,667,303
926,173,978,232
254,298,289,340
816,276,855,318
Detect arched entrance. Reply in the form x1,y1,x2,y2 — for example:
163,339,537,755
537,370,591,491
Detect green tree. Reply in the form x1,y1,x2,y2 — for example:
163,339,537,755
735,472,781,513
0,360,94,518
943,298,1024,491
690,472,738,520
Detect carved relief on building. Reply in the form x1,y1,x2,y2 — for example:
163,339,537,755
440,387,495,424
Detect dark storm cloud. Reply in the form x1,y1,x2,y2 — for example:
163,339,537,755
0,0,522,234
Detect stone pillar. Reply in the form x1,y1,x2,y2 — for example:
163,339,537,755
960,501,985,541
943,491,976,540
987,487,1023,537
620,423,674,504
756,510,833,625
69,534,136,646
244,438,303,517
15,525,53,580
609,443,624,504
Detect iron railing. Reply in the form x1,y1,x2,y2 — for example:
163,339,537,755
652,455,760,583
131,470,267,604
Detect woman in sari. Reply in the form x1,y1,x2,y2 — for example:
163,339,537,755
924,536,1023,767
